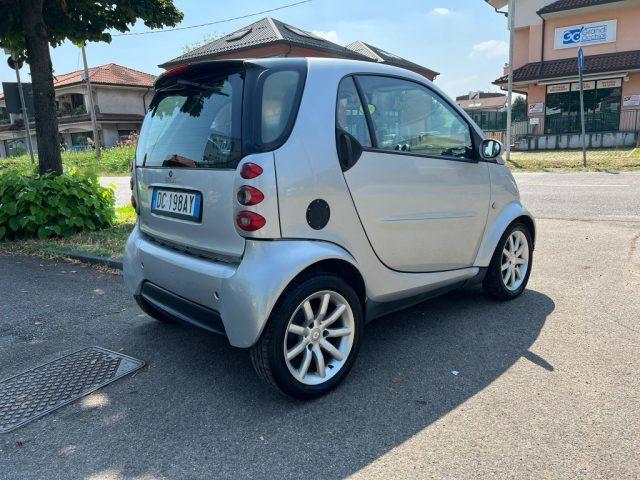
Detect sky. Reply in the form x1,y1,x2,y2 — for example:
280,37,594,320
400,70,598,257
0,0,510,99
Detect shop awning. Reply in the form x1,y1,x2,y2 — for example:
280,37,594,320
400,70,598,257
494,49,640,85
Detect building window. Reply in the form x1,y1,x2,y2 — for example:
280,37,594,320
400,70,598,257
545,79,622,134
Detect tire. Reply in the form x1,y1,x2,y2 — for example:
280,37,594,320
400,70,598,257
483,222,533,300
250,273,363,400
134,295,176,323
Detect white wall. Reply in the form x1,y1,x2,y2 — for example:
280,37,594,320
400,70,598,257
515,0,556,28
95,87,149,115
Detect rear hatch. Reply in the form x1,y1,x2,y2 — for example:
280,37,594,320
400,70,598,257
135,62,246,260
134,59,307,261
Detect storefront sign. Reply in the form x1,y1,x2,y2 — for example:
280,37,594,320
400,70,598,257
528,102,544,115
555,20,617,50
571,81,595,91
597,78,622,89
623,95,640,107
529,117,540,125
547,84,570,94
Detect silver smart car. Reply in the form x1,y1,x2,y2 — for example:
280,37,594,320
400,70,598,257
124,57,535,399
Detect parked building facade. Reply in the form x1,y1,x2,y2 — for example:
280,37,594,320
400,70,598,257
160,17,439,80
0,63,155,158
487,0,640,148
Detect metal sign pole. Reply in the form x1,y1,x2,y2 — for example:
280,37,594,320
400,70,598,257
505,0,516,162
578,47,587,168
13,60,35,164
81,46,101,160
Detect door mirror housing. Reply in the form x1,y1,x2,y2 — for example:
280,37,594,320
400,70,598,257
479,139,503,160
336,129,363,171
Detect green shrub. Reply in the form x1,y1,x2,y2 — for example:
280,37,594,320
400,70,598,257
0,169,116,240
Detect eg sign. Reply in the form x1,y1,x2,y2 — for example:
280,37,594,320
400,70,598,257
555,20,616,50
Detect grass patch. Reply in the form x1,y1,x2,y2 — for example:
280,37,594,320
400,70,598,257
507,148,640,172
0,205,135,260
0,146,134,176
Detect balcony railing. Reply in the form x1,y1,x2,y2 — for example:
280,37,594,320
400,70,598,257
56,104,87,118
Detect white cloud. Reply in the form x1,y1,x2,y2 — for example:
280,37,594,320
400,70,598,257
432,7,451,15
470,40,509,59
312,30,340,44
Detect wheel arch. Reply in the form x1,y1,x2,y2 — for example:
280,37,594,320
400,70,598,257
474,202,536,267
287,258,367,311
220,240,364,348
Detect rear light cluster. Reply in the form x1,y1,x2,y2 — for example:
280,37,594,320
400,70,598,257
236,185,264,206
236,211,266,231
236,162,266,232
130,174,138,212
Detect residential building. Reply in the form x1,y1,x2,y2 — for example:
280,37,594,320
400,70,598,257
457,91,509,130
486,0,640,148
160,17,439,80
0,63,155,158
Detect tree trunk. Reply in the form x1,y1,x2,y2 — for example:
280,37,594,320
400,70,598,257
21,0,63,175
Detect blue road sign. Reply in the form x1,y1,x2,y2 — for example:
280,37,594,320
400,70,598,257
578,47,585,72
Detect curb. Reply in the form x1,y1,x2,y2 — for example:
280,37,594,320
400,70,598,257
64,251,123,270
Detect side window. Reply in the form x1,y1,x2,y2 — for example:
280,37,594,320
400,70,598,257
261,70,301,145
357,76,475,160
336,77,372,147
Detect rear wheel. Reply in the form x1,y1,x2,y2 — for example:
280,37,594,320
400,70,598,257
483,223,533,300
250,274,363,400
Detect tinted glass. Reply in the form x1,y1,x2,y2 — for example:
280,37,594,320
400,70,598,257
136,72,243,169
261,70,301,144
336,77,372,147
357,76,474,159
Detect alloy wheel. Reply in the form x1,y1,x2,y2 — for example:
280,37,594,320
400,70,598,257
501,230,529,291
283,290,355,386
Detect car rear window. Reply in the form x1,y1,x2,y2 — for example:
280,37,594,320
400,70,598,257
136,60,307,170
136,71,244,169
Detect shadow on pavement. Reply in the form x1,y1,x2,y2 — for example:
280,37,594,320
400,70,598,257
94,286,554,479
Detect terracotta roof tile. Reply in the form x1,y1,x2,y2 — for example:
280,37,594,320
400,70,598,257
494,49,640,84
161,17,369,68
538,0,622,15
52,63,156,88
345,41,439,78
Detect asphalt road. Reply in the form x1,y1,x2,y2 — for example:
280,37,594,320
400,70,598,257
2,172,639,479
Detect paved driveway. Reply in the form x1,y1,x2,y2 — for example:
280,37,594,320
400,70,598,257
2,173,639,479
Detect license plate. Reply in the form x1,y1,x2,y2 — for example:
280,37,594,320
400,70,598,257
151,188,202,221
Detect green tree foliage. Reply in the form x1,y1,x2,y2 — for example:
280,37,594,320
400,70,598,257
512,96,527,121
0,0,183,175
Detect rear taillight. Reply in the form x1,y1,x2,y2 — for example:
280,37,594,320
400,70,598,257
130,174,138,213
240,162,263,179
236,211,266,231
237,185,264,206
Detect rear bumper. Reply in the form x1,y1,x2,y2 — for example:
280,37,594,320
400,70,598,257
123,224,358,348
137,282,225,335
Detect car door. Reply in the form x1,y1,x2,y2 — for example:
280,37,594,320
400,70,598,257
337,75,490,272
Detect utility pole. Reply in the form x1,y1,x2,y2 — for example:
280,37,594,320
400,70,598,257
505,0,516,162
6,53,35,164
578,47,587,167
81,45,101,160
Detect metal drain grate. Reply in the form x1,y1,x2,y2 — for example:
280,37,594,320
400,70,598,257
0,347,144,433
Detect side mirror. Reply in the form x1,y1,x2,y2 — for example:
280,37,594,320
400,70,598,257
479,139,503,160
336,129,363,171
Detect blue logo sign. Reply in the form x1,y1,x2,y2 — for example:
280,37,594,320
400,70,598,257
563,24,608,45
563,27,583,45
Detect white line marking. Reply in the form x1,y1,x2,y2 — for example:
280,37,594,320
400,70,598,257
520,184,630,187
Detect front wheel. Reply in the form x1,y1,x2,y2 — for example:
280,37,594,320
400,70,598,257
483,223,533,300
250,274,363,400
